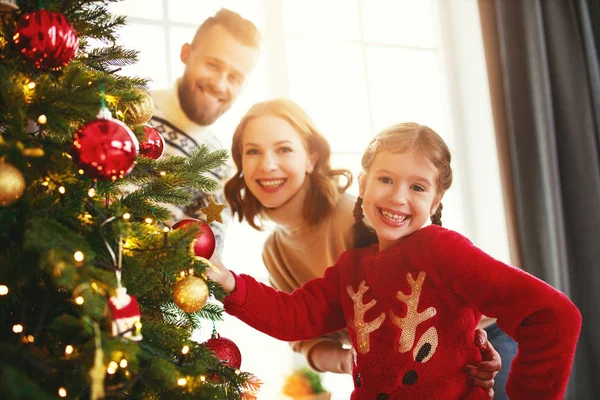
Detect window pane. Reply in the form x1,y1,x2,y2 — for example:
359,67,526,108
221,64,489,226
283,0,360,40
168,27,197,84
107,0,164,20
114,24,169,89
286,39,372,153
360,0,436,48
366,46,447,134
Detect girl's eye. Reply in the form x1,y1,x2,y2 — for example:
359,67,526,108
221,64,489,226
378,177,393,184
411,184,425,192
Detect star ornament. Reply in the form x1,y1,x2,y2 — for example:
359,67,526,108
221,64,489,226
201,196,226,224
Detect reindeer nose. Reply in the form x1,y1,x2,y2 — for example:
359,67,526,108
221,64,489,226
376,394,389,400
402,369,418,385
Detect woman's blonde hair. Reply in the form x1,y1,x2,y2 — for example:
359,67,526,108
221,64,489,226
353,122,453,247
224,99,352,230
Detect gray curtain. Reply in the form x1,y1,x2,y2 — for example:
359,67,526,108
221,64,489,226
478,0,600,398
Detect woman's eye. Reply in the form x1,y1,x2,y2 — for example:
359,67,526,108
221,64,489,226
244,149,259,155
411,184,425,192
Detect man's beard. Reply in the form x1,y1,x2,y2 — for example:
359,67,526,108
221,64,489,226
179,79,232,126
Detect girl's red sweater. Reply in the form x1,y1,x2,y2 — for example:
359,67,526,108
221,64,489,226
224,225,581,399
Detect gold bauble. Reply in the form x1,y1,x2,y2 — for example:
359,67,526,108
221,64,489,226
173,276,209,313
122,89,154,127
0,161,26,206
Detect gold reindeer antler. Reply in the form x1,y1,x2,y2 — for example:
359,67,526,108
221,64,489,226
389,271,437,353
347,281,386,354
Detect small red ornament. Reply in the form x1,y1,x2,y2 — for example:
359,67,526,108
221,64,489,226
107,287,142,341
172,218,216,259
13,9,79,69
139,125,165,160
73,108,139,181
204,332,242,369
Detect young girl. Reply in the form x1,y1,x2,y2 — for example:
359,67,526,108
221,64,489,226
224,100,501,389
211,122,581,399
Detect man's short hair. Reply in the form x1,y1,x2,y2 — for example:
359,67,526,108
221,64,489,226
192,8,261,48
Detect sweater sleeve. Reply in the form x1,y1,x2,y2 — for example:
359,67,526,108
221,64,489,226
223,264,347,342
432,229,581,400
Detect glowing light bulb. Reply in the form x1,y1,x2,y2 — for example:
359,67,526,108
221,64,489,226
122,213,131,220
177,378,187,386
58,186,66,194
119,359,128,368
74,251,84,262
88,187,96,197
181,345,190,355
13,324,23,333
37,115,47,125
58,387,67,397
65,345,74,355
0,285,8,295
75,296,84,305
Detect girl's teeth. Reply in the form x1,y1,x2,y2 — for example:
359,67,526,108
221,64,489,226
260,179,285,187
381,210,407,222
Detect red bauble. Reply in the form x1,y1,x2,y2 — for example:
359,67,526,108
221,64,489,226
172,218,215,259
139,125,165,160
204,332,242,369
13,9,79,69
73,109,139,181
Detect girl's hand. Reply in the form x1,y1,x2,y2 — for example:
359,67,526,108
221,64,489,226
464,328,501,398
206,254,236,293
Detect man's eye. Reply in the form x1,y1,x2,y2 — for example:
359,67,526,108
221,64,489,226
229,74,243,84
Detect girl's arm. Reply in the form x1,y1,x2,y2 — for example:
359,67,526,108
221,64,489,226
206,255,347,342
433,230,581,400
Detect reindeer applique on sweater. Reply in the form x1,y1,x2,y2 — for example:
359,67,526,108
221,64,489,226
224,225,581,400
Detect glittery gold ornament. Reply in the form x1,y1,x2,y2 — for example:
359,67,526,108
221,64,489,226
173,275,209,313
0,161,26,206
122,89,154,127
200,196,226,224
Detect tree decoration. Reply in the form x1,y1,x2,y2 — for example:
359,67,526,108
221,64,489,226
107,287,142,341
204,331,242,369
172,218,216,259
73,107,139,181
13,9,79,69
200,196,226,224
139,124,165,160
122,88,154,126
89,323,106,400
173,275,209,313
282,367,329,399
0,160,26,206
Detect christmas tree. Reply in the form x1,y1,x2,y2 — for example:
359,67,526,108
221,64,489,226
0,1,260,398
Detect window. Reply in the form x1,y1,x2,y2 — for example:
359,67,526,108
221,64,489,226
107,1,510,398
